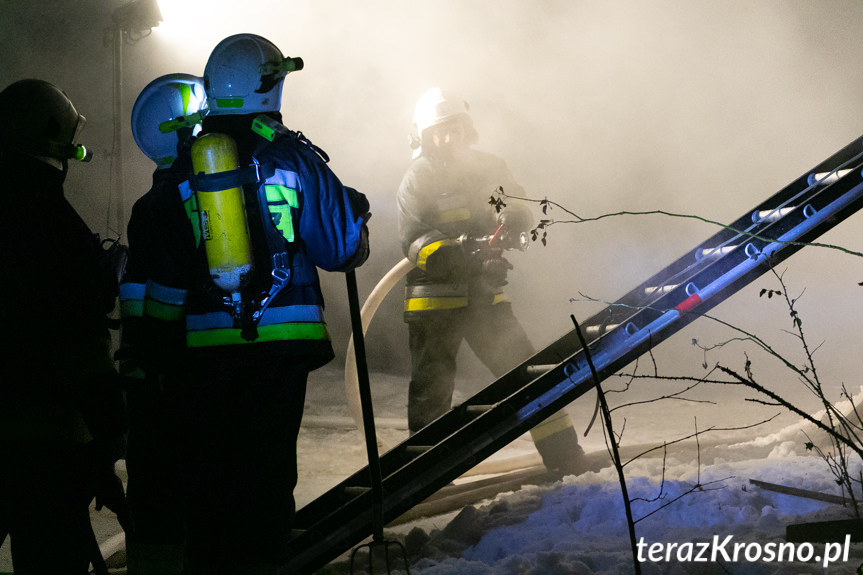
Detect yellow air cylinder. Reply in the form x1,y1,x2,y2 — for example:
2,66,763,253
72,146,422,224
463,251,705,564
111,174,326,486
191,133,254,299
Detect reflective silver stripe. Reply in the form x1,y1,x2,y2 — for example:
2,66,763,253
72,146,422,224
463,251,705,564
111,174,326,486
405,283,468,299
146,280,187,306
119,282,146,301
267,168,299,189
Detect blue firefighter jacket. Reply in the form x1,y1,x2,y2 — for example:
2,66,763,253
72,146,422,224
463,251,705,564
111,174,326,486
120,118,370,372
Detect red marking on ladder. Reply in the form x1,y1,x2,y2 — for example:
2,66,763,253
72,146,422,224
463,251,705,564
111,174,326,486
675,293,702,313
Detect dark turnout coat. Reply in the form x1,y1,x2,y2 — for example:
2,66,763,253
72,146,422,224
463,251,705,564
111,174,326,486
396,148,532,321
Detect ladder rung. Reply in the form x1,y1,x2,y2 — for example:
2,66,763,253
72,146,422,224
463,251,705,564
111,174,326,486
341,486,370,498
644,282,699,298
752,204,817,224
643,285,677,296
524,364,557,377
695,245,738,261
751,207,794,223
808,168,853,186
464,404,494,416
584,324,620,338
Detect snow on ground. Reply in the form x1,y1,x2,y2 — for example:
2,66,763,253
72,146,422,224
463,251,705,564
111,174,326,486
3,365,861,574
382,455,862,575
303,365,863,575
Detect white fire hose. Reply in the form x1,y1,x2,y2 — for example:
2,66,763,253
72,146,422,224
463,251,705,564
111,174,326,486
344,257,415,444
344,232,528,444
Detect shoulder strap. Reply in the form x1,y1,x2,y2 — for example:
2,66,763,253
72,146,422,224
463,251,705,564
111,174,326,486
189,162,275,192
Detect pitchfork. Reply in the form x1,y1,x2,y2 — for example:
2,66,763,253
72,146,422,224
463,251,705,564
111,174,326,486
345,270,410,575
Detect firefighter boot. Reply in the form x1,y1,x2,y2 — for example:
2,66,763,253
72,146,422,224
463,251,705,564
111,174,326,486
529,409,585,475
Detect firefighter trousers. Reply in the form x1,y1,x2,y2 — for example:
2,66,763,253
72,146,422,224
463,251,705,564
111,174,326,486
407,301,533,432
407,301,585,473
163,352,308,575
0,441,97,575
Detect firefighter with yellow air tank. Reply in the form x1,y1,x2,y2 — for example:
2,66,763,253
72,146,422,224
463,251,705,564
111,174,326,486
120,34,370,574
397,87,584,473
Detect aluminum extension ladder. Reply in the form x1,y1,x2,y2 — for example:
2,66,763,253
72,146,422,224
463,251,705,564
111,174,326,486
282,134,863,575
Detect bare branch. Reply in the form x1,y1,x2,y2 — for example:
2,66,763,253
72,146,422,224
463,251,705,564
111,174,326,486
492,189,863,259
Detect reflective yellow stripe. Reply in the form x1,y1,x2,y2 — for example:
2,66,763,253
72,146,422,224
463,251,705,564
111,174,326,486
187,322,331,348
492,292,509,305
404,291,506,311
404,296,468,312
264,184,298,242
144,297,186,322
529,410,575,441
416,239,454,271
144,281,187,322
119,282,146,319
120,298,144,320
182,188,201,247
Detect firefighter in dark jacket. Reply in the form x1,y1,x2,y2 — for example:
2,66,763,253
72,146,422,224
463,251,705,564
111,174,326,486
397,87,583,473
120,34,370,574
120,73,207,575
0,79,127,574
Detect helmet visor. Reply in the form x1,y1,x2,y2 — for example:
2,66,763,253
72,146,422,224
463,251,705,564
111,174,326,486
71,112,86,146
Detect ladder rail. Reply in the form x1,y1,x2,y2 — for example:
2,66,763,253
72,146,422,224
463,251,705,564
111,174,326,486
587,142,863,328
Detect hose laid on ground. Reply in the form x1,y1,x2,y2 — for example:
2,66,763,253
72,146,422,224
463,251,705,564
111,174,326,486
344,257,414,444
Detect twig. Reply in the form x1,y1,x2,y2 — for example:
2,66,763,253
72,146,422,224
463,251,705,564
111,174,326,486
492,188,863,259
571,314,640,575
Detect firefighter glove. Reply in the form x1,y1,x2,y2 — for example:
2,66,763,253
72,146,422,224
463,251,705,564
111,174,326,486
425,243,468,281
482,256,513,286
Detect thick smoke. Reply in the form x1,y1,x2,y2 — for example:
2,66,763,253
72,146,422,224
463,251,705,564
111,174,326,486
2,0,863,401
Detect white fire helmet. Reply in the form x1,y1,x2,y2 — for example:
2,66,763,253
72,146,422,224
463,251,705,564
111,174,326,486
131,73,206,169
410,87,477,158
203,33,303,116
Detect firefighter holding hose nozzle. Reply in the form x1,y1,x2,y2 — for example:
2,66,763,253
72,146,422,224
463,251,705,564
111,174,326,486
397,87,583,473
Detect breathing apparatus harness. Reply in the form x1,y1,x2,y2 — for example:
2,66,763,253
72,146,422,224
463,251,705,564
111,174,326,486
164,112,328,341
